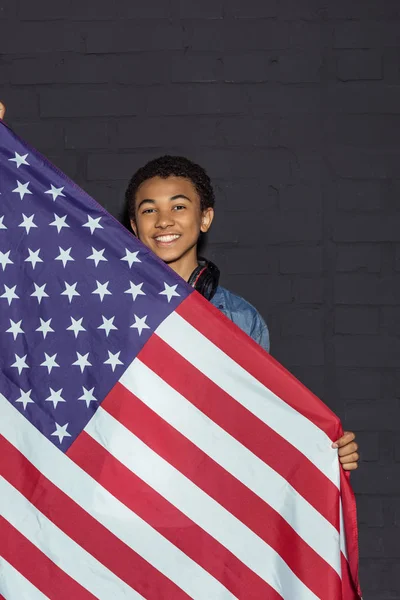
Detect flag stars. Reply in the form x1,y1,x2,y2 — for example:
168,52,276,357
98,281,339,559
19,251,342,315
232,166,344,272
51,422,71,444
36,318,54,339
45,388,66,409
92,280,111,302
45,184,65,201
0,215,7,229
11,353,29,375
124,281,145,301
98,315,117,337
83,215,103,235
9,152,30,168
15,389,34,410
87,247,107,267
130,314,150,336
31,283,49,304
121,248,141,268
6,319,24,340
25,248,43,269
50,213,69,233
41,353,60,374
19,213,37,234
159,282,180,303
1,284,19,305
72,352,92,373
78,386,97,408
104,350,123,372
12,180,33,200
55,246,74,268
61,281,80,303
0,250,13,271
67,316,86,338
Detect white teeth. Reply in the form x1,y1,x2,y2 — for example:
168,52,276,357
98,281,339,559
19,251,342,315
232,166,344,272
155,235,180,242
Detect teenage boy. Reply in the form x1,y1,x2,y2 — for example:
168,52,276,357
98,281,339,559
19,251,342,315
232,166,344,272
0,102,359,470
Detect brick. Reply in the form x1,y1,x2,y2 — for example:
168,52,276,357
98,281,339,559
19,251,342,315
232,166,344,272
214,179,280,212
288,22,327,48
0,0,15,19
334,335,399,367
39,88,146,118
335,307,380,335
224,0,277,18
327,0,400,19
65,121,110,149
336,245,381,273
112,53,173,85
0,88,39,119
336,368,381,401
171,54,221,83
46,154,78,180
279,184,322,213
382,307,400,335
325,115,400,147
326,83,400,114
83,181,125,218
248,84,322,114
220,273,292,305
334,215,400,242
352,431,380,462
292,278,324,304
280,307,323,337
279,115,322,149
336,50,383,82
205,207,283,245
174,0,223,18
288,366,325,399
276,338,324,367
86,22,184,53
207,245,279,276
358,559,400,594
357,495,384,526
396,245,400,271
334,21,400,48
223,53,277,83
327,147,400,179
19,0,171,19
13,121,64,150
351,462,400,494
279,246,323,274
87,151,160,181
266,213,322,244
10,54,111,85
217,116,279,146
346,399,400,432
333,180,383,212
279,52,323,83
0,22,82,53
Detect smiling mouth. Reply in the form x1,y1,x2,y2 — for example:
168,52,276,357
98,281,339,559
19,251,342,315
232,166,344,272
154,234,181,244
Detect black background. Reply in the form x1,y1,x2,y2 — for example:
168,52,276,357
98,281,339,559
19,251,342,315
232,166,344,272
1,0,400,597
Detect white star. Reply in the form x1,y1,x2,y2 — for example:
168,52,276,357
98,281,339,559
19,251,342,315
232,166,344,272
159,282,180,303
83,215,103,235
45,387,66,409
0,250,13,271
12,180,33,200
98,315,117,337
72,352,92,373
92,280,111,302
1,284,19,305
51,422,71,444
41,353,59,374
104,350,123,372
0,215,7,229
50,213,69,233
130,314,150,336
6,319,24,340
66,316,86,338
31,282,48,304
36,318,54,339
124,281,145,301
121,248,141,267
11,353,29,375
61,281,80,303
15,389,34,410
45,184,65,201
18,213,37,234
78,386,97,408
25,248,43,269
9,152,30,168
87,247,107,267
55,246,74,268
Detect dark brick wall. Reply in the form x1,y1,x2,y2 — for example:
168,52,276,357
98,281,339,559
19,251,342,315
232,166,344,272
1,1,399,597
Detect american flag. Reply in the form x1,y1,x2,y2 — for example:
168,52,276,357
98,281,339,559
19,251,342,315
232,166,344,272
0,120,361,600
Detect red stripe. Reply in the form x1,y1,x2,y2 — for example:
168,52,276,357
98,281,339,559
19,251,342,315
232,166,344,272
102,383,342,600
0,436,190,600
176,293,343,440
140,334,339,531
0,517,96,600
70,431,280,600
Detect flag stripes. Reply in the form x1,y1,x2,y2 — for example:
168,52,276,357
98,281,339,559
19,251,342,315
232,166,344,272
0,554,49,600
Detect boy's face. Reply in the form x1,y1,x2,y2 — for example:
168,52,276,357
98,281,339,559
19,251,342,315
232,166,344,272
130,175,214,278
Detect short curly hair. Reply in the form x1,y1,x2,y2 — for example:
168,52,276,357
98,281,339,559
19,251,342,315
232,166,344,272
125,155,215,220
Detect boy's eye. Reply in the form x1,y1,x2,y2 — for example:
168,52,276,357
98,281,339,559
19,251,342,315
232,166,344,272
142,208,155,214
173,205,186,211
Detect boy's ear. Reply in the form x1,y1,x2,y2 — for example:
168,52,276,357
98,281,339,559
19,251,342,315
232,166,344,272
200,207,214,233
130,218,138,236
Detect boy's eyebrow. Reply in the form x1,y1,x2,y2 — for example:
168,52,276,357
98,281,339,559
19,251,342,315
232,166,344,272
137,194,192,209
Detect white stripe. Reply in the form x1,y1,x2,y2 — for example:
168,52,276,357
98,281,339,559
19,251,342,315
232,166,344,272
0,394,233,600
340,500,348,560
0,477,140,600
120,359,341,575
156,312,340,488
0,557,49,600
88,406,320,600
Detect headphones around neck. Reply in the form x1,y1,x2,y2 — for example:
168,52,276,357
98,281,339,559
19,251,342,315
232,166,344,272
188,257,220,301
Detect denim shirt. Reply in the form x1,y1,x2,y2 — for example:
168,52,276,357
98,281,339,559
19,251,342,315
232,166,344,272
210,286,270,353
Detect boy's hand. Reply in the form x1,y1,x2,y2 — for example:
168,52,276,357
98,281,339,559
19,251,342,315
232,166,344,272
0,102,5,120
332,431,359,471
